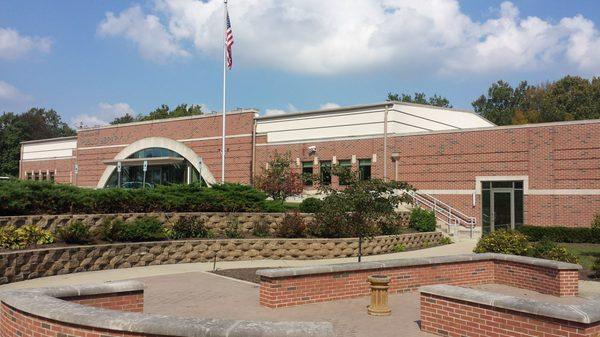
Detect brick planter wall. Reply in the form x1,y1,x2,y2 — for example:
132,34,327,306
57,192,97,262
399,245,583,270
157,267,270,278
256,254,582,308
420,285,600,337
0,281,333,337
0,232,441,285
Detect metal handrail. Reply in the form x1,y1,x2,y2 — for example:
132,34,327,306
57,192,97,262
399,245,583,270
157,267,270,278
408,191,476,237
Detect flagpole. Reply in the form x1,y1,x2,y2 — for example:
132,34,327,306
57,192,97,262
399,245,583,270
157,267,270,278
221,0,227,184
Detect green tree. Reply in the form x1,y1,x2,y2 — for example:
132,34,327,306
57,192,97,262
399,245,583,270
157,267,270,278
312,179,413,261
110,104,204,125
0,108,75,177
387,92,452,108
473,76,600,125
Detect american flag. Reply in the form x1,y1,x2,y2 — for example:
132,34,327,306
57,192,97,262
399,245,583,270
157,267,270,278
225,7,234,69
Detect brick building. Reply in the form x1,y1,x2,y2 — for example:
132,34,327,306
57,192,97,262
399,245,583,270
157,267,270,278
20,102,600,233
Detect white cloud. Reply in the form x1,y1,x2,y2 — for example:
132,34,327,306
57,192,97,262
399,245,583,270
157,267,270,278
0,80,31,102
98,0,600,75
97,5,190,62
0,27,52,60
71,102,135,128
320,102,340,109
263,103,298,116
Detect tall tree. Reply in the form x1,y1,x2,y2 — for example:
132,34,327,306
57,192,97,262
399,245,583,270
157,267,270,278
473,76,600,125
0,108,75,177
110,104,204,125
387,92,452,108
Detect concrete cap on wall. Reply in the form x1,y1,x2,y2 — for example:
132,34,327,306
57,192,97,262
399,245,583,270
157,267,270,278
0,281,334,337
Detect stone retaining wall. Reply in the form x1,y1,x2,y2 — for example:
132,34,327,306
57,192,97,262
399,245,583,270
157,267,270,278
0,232,441,285
256,254,582,308
0,211,410,237
0,281,334,337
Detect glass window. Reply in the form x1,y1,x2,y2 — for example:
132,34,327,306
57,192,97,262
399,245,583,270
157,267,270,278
514,189,524,227
482,181,491,189
514,181,523,189
104,147,200,188
49,171,55,182
302,162,313,186
482,188,491,234
34,172,39,181
26,172,32,180
338,160,352,185
359,159,371,181
491,181,512,188
41,171,47,181
320,161,331,186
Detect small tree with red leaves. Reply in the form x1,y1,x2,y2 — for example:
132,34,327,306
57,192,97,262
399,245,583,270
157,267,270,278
255,152,304,201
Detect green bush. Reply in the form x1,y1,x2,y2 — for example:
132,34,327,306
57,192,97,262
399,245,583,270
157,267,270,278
0,225,54,249
527,239,579,264
440,236,453,245
0,180,285,216
299,198,322,213
170,216,208,239
592,213,600,229
592,257,600,279
278,211,306,238
517,225,600,243
473,230,530,255
57,220,92,244
409,207,437,232
225,217,243,239
379,213,407,235
392,243,405,252
97,217,166,242
252,219,270,238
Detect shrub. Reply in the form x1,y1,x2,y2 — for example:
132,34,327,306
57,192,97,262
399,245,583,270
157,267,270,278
299,198,322,213
278,211,306,238
392,243,405,252
125,217,167,242
252,219,270,238
0,180,283,216
170,216,208,239
440,236,453,245
0,225,54,249
57,220,92,244
225,217,243,239
517,225,600,244
96,217,166,242
592,257,600,279
409,207,436,232
379,213,406,235
592,213,600,229
527,239,579,264
17,225,54,246
473,230,530,255
0,226,24,249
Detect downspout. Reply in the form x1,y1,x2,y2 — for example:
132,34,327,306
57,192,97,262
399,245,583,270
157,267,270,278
383,104,390,182
251,115,257,186
19,143,23,179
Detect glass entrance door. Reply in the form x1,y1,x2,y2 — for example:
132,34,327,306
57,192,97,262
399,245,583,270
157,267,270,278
481,181,524,234
492,190,513,231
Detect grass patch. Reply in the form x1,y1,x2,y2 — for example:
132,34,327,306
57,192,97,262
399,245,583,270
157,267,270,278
560,243,600,271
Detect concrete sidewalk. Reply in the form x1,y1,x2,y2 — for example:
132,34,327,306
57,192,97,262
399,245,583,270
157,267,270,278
0,239,478,291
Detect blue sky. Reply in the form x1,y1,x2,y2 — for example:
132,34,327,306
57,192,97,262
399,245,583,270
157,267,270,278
1,0,600,127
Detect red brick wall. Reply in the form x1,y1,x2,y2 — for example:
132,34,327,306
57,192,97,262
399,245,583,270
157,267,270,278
258,121,600,227
20,158,74,184
0,290,145,337
420,293,600,337
260,261,494,308
494,261,579,297
259,259,579,308
75,112,255,187
59,290,144,312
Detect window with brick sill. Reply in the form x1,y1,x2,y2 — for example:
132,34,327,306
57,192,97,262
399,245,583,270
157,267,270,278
301,161,313,186
320,161,332,186
337,160,352,185
359,159,371,181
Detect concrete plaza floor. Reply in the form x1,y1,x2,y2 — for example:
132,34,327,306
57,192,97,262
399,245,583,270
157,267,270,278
136,270,431,337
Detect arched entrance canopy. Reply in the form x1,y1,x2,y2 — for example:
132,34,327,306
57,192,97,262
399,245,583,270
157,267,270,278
96,137,216,188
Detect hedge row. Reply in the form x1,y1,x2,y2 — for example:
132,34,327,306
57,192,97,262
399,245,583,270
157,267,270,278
517,225,600,244
0,180,286,216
